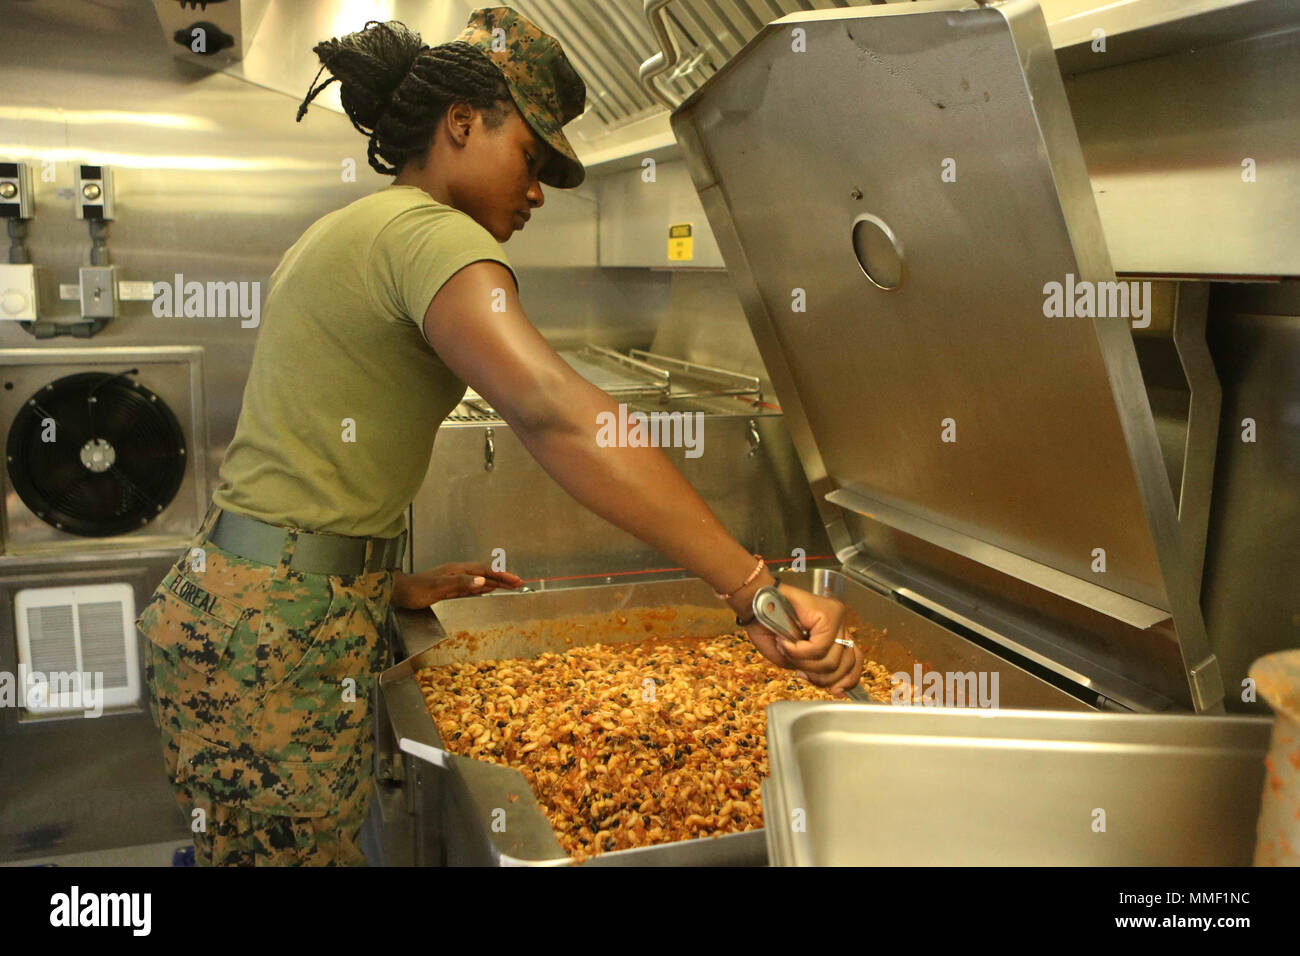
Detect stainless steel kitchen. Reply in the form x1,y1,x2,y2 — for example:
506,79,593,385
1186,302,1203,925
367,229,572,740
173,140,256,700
0,0,1297,902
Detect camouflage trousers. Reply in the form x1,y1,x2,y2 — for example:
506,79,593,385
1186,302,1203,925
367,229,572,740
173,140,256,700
137,503,395,866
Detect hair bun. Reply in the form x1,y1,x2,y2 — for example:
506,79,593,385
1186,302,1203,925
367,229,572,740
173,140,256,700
298,20,428,133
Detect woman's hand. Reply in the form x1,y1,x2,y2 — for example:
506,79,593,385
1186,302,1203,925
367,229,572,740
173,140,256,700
740,582,864,698
391,563,524,610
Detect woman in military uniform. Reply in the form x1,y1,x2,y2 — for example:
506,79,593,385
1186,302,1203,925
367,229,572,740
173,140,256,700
137,7,863,866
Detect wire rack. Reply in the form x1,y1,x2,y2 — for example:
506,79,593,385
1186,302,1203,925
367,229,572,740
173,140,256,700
445,346,761,424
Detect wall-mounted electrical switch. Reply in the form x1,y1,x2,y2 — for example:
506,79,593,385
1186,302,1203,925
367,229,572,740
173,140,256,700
0,264,41,320
79,265,118,319
75,164,114,221
0,162,35,220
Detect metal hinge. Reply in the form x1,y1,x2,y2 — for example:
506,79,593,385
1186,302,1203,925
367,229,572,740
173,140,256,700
1189,655,1226,713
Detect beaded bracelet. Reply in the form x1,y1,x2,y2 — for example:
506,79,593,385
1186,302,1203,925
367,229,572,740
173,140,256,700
714,554,766,602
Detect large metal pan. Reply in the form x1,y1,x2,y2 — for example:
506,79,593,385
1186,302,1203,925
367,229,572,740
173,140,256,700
381,568,1090,866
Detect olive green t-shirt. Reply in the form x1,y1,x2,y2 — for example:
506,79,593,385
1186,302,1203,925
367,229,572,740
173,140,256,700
211,184,515,539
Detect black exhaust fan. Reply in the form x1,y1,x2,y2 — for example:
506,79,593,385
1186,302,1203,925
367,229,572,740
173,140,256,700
6,371,187,537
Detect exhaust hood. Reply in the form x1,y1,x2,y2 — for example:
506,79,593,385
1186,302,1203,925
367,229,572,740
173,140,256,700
147,0,1299,172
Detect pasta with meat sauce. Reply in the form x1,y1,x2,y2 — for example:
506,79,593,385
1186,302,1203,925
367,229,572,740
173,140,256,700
418,626,902,862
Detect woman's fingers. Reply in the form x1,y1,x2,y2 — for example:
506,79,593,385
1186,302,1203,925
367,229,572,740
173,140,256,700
749,584,863,689
793,639,857,685
780,635,840,675
811,644,864,695
744,624,794,669
461,563,523,588
453,573,506,594
774,587,846,667
827,646,867,696
433,562,523,589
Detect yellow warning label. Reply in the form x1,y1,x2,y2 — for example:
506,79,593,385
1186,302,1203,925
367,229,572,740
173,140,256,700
668,222,693,261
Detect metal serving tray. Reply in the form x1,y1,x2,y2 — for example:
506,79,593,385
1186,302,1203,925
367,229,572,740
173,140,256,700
382,568,1088,866
763,704,1273,866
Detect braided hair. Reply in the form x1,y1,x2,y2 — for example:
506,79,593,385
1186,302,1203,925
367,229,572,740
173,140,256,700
295,20,514,176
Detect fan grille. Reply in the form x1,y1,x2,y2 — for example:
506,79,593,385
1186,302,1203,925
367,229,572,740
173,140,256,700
6,371,188,537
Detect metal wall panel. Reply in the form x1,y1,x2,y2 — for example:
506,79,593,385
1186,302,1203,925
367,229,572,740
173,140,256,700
1201,283,1300,713
410,411,832,581
596,158,725,267
1064,26,1300,278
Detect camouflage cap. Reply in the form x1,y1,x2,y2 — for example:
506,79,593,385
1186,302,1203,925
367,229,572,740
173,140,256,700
455,6,587,189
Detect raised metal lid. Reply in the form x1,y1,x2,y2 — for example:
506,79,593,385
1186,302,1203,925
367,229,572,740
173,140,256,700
669,1,1222,711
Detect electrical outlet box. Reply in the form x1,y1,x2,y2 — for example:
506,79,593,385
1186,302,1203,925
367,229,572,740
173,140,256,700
0,161,35,220
75,164,114,221
0,264,40,320
79,265,118,319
